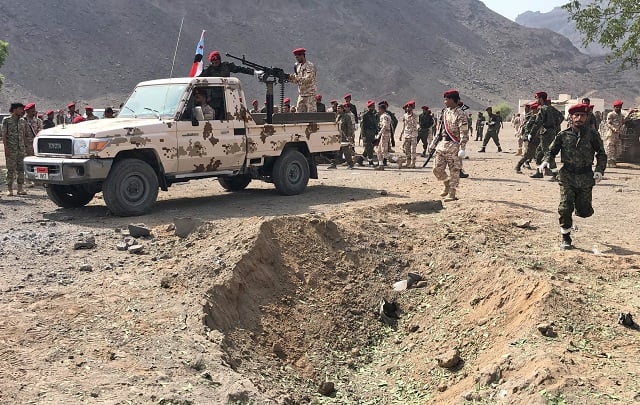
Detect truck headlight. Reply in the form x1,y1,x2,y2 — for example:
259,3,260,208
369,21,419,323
74,139,89,155
89,139,111,153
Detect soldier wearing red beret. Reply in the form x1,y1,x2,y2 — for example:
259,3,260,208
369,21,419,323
541,103,607,249
199,51,257,78
315,94,326,112
529,92,564,180
23,102,42,157
289,48,317,112
399,100,418,168
604,99,637,167
43,110,56,129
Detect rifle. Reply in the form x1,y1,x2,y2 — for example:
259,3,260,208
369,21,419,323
226,53,292,125
422,104,469,168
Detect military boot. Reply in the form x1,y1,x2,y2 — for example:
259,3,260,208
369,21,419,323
561,232,572,250
7,184,13,196
383,158,388,166
477,146,486,153
368,160,374,167
17,184,27,195
440,180,450,197
544,167,554,176
530,170,544,179
497,146,503,153
459,169,469,178
444,189,458,202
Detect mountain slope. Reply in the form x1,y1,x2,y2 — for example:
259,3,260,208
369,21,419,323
1,0,638,113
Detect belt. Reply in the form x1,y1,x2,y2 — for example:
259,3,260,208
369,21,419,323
562,163,592,174
443,135,459,142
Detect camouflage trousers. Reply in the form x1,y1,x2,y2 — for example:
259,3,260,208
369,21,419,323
558,181,594,229
516,140,538,170
605,135,622,162
376,133,391,161
24,134,35,156
475,126,484,141
482,128,500,148
4,148,25,186
433,141,461,190
535,132,557,169
417,130,431,152
362,134,376,160
296,95,317,113
402,136,417,162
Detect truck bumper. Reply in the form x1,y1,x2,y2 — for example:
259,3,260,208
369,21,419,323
24,157,113,184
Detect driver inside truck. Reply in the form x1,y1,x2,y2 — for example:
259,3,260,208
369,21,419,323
194,89,215,120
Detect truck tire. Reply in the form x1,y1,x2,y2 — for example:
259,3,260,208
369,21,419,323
218,175,251,191
272,149,310,195
102,158,159,216
46,184,95,208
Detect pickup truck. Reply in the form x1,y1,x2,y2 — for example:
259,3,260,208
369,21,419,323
24,77,340,216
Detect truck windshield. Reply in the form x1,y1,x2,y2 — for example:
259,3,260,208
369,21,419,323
118,84,187,119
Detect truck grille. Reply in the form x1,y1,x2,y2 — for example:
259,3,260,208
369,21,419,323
38,138,72,155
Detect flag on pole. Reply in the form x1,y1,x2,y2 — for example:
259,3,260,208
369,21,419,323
189,30,206,77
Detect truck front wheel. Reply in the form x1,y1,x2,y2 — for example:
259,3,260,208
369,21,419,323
272,149,310,195
46,184,96,208
102,158,159,216
218,174,252,191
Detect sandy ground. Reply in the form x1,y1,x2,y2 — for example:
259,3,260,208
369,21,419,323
1,126,639,404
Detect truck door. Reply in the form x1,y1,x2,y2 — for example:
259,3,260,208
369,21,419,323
175,85,243,174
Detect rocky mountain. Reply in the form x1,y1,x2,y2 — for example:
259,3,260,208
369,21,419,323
516,5,609,57
1,0,638,114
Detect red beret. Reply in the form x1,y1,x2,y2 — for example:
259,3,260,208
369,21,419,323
613,100,623,107
315,94,322,101
67,102,76,108
85,106,93,111
330,99,337,104
405,100,415,107
367,100,375,107
208,51,220,61
24,103,36,111
530,102,540,109
292,47,306,55
283,97,290,104
46,110,54,115
344,93,352,100
251,99,258,104
568,103,590,115
534,91,547,99
443,89,459,99
343,103,350,109
421,105,429,110
73,115,86,124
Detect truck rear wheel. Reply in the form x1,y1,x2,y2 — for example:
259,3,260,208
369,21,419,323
218,174,251,191
46,184,96,208
272,149,310,195
102,158,159,216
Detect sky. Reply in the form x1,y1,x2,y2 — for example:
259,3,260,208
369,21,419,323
482,0,569,21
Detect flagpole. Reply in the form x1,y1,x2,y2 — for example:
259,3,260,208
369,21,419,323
170,16,185,78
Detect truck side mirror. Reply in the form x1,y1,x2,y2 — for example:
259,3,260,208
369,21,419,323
192,106,204,126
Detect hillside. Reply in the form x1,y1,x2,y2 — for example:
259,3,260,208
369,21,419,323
516,5,609,57
1,0,638,113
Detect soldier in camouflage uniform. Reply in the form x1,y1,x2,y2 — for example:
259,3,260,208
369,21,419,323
475,111,485,141
605,100,634,167
399,100,418,168
43,110,56,129
289,48,317,113
515,102,539,173
431,90,469,201
85,106,99,120
541,103,607,250
418,106,434,157
357,100,378,166
375,102,392,170
581,98,598,131
530,92,562,180
1,103,27,196
199,51,256,78
478,106,502,152
23,103,43,156
328,104,354,169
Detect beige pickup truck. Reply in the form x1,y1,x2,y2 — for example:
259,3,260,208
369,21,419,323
24,77,340,216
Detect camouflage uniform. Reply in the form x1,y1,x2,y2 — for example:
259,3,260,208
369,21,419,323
401,111,418,167
292,61,317,112
24,115,43,156
546,126,606,232
1,115,27,188
605,110,624,164
376,113,392,163
480,112,501,151
360,108,378,163
531,104,559,170
432,106,468,196
515,111,538,171
418,111,434,155
475,113,485,141
333,111,354,167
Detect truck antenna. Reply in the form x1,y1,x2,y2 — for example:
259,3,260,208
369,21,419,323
169,16,185,78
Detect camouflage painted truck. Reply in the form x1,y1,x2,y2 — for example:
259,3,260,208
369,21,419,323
24,77,340,216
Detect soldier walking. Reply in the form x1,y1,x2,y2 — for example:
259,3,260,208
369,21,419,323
399,100,418,168
478,106,502,152
515,102,539,173
375,102,392,170
418,106,434,157
1,103,28,196
540,103,607,250
23,103,43,156
328,104,354,169
431,90,469,201
604,100,635,167
529,92,562,180
289,48,317,112
475,111,485,141
358,100,378,167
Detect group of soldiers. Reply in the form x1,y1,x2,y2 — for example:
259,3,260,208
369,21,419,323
1,101,113,197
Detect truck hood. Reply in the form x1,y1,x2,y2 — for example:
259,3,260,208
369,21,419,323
38,118,174,138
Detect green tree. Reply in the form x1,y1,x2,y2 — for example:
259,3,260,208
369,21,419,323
563,0,640,69
0,39,7,89
493,102,512,120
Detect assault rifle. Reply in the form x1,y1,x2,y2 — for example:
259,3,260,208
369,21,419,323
422,104,469,168
226,53,292,124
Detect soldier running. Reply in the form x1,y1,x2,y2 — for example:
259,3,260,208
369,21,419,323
540,103,607,250
430,89,468,201
289,48,317,112
515,102,539,173
1,103,28,196
529,91,561,180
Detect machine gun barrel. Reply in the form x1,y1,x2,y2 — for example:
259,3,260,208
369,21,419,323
225,53,290,84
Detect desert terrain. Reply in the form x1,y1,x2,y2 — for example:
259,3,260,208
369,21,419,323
1,127,639,404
